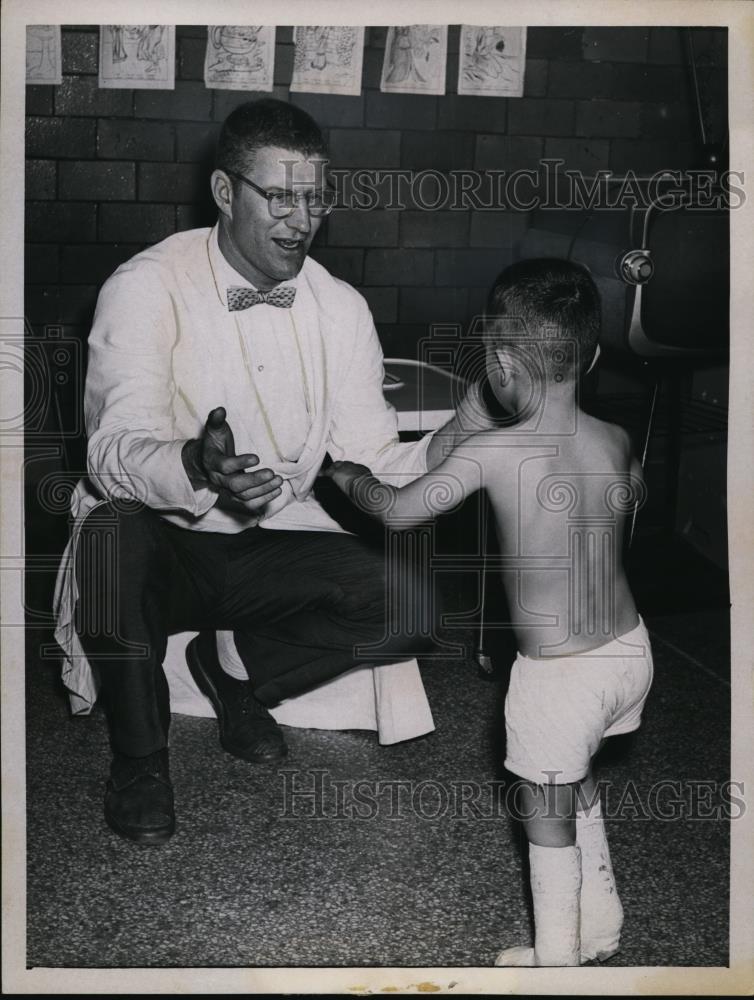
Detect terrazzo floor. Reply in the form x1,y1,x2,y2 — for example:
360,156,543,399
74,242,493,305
25,591,731,969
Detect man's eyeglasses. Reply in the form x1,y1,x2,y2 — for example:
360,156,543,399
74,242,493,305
226,170,336,219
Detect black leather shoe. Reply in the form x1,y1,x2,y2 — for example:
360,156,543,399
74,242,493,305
104,748,175,845
186,631,288,763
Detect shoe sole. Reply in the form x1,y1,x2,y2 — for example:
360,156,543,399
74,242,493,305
186,637,288,764
104,809,175,845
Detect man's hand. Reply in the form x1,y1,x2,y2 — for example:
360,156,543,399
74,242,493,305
182,407,283,512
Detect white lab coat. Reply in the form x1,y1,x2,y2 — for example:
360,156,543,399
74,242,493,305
53,225,435,742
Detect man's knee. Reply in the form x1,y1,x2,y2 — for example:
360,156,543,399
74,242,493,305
77,500,166,580
75,500,167,645
332,539,431,609
276,531,442,654
78,499,162,551
354,541,441,655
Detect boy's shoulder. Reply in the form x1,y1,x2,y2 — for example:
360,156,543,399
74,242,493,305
449,428,542,496
457,419,637,495
450,418,634,472
456,420,631,457
576,413,634,467
583,411,630,438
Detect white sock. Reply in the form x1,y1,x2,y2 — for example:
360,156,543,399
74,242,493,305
216,630,249,681
495,844,581,967
576,799,623,962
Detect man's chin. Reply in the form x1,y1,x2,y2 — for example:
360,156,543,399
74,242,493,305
272,258,307,282
273,236,311,263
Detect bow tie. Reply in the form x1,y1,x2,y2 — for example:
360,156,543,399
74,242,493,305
227,285,296,311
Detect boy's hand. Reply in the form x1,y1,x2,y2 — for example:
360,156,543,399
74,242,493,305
323,461,396,518
321,459,373,492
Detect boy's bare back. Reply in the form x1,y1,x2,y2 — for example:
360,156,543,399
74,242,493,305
479,412,641,659
326,257,644,663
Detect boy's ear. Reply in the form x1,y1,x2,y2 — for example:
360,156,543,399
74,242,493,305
585,343,601,375
494,348,515,385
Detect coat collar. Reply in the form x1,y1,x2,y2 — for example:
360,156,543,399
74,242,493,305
206,223,298,309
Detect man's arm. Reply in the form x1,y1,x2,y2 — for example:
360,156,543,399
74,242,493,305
324,295,435,484
85,265,279,515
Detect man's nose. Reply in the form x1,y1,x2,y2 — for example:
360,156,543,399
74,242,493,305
286,196,312,233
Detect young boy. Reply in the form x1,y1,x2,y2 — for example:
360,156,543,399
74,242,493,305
323,258,653,967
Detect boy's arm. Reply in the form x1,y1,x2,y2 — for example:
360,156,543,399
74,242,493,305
324,436,491,529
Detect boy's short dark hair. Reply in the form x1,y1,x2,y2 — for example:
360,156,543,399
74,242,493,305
486,258,601,381
216,98,328,175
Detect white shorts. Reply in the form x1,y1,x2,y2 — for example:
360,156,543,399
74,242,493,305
504,618,654,785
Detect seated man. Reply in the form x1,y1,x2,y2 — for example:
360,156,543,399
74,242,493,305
53,98,491,846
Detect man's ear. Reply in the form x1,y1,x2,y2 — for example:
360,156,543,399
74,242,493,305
211,169,233,219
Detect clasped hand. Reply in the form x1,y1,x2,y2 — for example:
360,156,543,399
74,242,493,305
321,459,373,493
184,407,283,512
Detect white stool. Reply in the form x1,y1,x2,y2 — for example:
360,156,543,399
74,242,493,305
163,631,434,746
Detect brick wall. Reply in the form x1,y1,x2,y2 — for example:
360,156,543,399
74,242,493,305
25,24,727,363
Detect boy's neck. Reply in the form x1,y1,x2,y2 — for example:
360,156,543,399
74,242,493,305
514,381,581,433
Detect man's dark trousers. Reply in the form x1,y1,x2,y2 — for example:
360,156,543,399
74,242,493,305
74,501,437,757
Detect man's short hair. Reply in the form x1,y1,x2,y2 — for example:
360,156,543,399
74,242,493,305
216,98,328,175
486,258,601,381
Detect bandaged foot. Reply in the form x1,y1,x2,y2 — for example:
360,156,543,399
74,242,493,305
577,800,623,963
494,945,535,967
495,844,581,967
